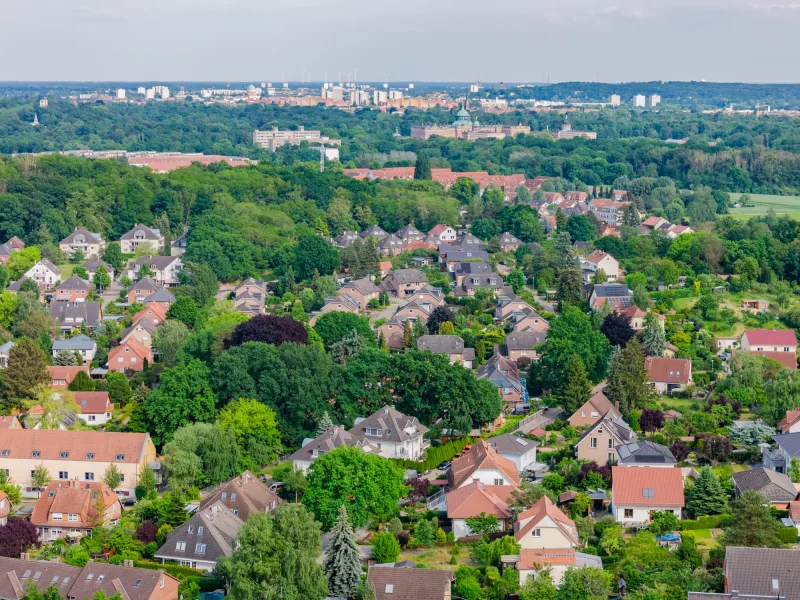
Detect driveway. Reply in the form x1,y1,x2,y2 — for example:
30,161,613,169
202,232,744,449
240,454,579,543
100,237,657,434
517,407,564,434
371,297,407,322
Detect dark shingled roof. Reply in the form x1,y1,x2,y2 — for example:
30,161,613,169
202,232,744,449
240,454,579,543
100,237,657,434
732,468,798,502
367,566,453,600
724,546,800,598
616,440,676,465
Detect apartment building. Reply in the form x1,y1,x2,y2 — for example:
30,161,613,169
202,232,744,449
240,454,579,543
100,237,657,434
119,225,164,254
252,127,339,152
59,228,106,258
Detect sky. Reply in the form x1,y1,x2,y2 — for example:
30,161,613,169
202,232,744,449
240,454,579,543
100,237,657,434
3,0,800,83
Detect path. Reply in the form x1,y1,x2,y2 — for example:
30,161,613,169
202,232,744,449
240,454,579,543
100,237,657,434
517,407,564,434
372,297,407,322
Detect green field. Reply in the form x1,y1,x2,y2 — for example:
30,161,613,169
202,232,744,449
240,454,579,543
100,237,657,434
729,193,800,219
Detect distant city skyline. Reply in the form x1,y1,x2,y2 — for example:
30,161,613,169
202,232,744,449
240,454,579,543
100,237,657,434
4,0,800,83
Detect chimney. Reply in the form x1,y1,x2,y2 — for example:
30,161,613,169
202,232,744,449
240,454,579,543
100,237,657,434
123,559,134,568
614,401,620,410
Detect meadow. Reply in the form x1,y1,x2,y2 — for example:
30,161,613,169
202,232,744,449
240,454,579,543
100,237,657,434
729,193,800,219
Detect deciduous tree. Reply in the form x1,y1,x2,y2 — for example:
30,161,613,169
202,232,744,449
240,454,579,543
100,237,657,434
226,314,309,349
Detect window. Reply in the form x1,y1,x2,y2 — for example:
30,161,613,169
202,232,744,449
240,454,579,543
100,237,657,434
590,412,598,418
85,453,95,460
188,526,194,533
175,541,186,551
532,529,541,537
58,472,68,480
624,509,634,518
31,451,40,458
581,411,586,417
85,473,94,481
233,510,239,516
97,576,104,583
609,453,616,463
60,452,69,458
221,492,227,500
133,581,142,589
88,416,96,422
231,493,237,501
494,479,504,486
642,488,655,498
115,454,125,461
0,450,9,456
67,513,79,521
608,439,614,449
52,513,63,521
590,438,597,448
195,544,206,554
198,526,204,534
365,428,383,436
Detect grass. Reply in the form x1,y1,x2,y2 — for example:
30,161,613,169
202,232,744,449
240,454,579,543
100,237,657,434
57,263,75,279
729,193,800,219
398,546,475,569
672,297,696,311
657,397,698,411
680,529,718,552
712,464,749,477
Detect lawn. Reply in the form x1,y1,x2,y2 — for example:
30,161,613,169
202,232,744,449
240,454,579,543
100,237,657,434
398,545,476,569
729,193,800,219
657,397,698,411
672,296,696,311
681,529,719,552
57,263,75,279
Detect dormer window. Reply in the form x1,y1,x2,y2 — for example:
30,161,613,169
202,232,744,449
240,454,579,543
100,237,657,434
60,452,69,459
115,454,125,460
85,453,95,460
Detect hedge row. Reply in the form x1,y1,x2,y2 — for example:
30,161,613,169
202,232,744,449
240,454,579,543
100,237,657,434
779,526,799,543
680,514,730,530
133,559,204,579
394,438,472,472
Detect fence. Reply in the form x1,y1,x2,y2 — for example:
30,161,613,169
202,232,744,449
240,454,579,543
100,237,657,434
506,409,544,434
426,489,446,510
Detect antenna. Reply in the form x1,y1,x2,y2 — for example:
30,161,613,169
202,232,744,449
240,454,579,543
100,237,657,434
301,68,305,83
384,73,390,89
353,68,359,86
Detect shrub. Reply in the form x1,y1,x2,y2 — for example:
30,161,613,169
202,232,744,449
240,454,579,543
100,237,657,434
680,515,730,530
779,527,798,544
372,531,401,563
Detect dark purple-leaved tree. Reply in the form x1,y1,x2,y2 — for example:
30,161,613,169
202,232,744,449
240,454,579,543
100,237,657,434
600,312,636,348
0,518,39,557
639,408,665,433
226,314,309,349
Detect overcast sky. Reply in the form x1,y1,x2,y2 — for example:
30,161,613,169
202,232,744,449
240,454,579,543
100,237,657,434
3,0,800,83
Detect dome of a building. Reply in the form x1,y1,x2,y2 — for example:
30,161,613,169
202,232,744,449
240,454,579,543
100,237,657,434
456,108,470,118
248,84,256,91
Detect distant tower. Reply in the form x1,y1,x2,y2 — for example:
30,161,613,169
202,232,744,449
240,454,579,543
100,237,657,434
31,113,39,126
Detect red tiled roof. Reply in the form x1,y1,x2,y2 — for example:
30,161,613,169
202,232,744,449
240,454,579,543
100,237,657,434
612,466,684,507
743,329,798,347
31,481,119,528
780,410,800,433
531,428,547,438
110,338,151,362
47,365,90,385
514,496,578,544
446,482,516,519
584,250,615,264
517,548,577,569
128,155,251,172
747,351,798,370
74,392,113,414
0,430,149,462
448,441,521,488
133,303,168,324
642,216,663,227
428,224,450,236
645,357,692,384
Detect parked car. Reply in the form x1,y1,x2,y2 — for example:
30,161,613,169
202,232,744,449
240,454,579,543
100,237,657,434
460,445,473,455
514,403,532,414
437,461,451,471
269,482,284,492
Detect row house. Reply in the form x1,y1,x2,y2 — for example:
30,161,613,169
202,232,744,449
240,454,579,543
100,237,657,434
126,256,183,287
417,335,475,368
32,480,121,541
59,228,106,258
120,224,165,254
382,269,429,297
49,301,102,334
54,275,91,303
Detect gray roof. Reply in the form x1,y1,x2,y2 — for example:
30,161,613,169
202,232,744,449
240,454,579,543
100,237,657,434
417,335,466,356
455,261,493,275
774,432,800,458
388,269,428,284
378,234,405,250
477,355,524,395
688,594,786,600
333,231,360,247
144,288,177,304
130,255,180,271
395,224,423,239
343,277,381,296
49,301,102,327
120,224,161,241
288,426,380,462
499,232,521,244
505,330,547,350
52,334,96,352
0,244,12,257
350,405,429,444
615,440,676,465
0,341,14,355
489,433,539,456
724,546,800,598
732,468,798,502
82,259,113,273
360,225,389,239
592,284,631,298
38,259,61,276
155,501,243,563
450,233,487,250
577,412,637,447
198,472,281,522
57,275,90,290
440,250,490,263
60,227,104,245
129,276,160,292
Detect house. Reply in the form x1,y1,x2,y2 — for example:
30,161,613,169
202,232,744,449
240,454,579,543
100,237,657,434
742,299,769,313
121,320,157,350
395,224,425,243
589,284,633,311
155,501,243,572
450,233,488,252
611,466,684,524
144,287,177,309
0,557,180,600
498,330,547,364
516,549,603,587
289,426,381,473
495,295,534,321
616,305,664,332
567,390,621,428
375,319,407,350
645,357,693,394
477,354,525,404
722,546,800,598
108,339,152,373
54,276,91,303
455,261,495,286
0,244,14,266
740,329,798,370
126,256,183,286
590,198,631,226
52,334,97,363
46,365,91,389
642,216,670,230
367,566,453,600
508,307,550,334
762,433,800,475
488,434,538,473
360,225,389,240
514,495,578,550
24,260,61,290
0,429,157,498
581,250,620,283
338,277,381,308
663,409,682,422
170,232,188,256
732,468,799,505
49,301,102,334
779,410,800,434
0,415,21,430
350,405,429,460
74,391,114,426
667,225,694,239
448,441,521,490
615,441,677,467
333,231,360,247
377,234,405,256
233,279,266,315
446,481,516,539
575,412,637,464
133,304,168,328
32,481,121,541
6,236,24,251
499,232,522,252
0,341,13,368
120,224,164,254
378,261,393,278
439,250,490,272
454,273,504,297
382,269,429,297
405,285,445,307
428,224,458,243
198,472,281,521
312,295,360,325
417,335,475,368
393,300,435,324
83,259,114,282
127,276,161,304
59,228,106,258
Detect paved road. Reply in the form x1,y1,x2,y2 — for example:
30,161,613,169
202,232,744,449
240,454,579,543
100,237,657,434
372,297,407,322
518,407,564,434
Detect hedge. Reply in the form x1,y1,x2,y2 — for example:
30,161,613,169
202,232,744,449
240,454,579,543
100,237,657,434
394,438,472,472
779,526,799,544
134,559,204,579
680,514,730,530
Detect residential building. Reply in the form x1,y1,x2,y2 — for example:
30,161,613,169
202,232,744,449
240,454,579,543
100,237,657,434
448,441,521,489
489,434,539,473
382,269,429,297
32,481,121,541
633,94,646,107
82,259,114,282
366,566,453,600
360,225,389,240
428,224,458,243
350,405,429,460
144,288,176,309
0,244,14,265
108,339,152,373
416,335,475,368
589,199,631,226
0,429,157,498
0,415,21,430
252,127,338,152
6,236,24,251
119,224,164,254
722,546,800,598
575,412,637,464
70,391,115,425
312,295,360,325
198,472,281,521
377,234,405,256
49,301,102,333
440,249,491,272
666,225,694,239
170,232,188,256
611,466,684,524
616,305,664,332
550,119,597,141
498,232,521,252
53,275,91,303
455,261,495,287
779,410,800,434
740,329,798,370
589,284,633,311
508,307,550,334
449,233,487,252
289,426,381,473
127,276,161,303
641,216,670,230
568,390,621,428
609,94,621,106
405,285,445,307
581,250,619,283
762,433,800,474
52,334,97,363
155,502,242,572
393,300,436,324
741,299,769,313
133,304,168,328
645,357,693,394
514,496,578,550
648,94,661,108
446,481,516,539
498,330,547,364
0,557,180,600
516,549,603,586
732,467,799,505
338,277,380,308
333,231,360,247
24,260,61,289
615,441,677,467
0,341,13,368
46,366,90,389
0,491,8,525
395,224,424,243
59,228,106,258
477,354,525,404
453,273,504,297
121,320,157,350
233,278,266,315
126,256,183,286
375,319,407,350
